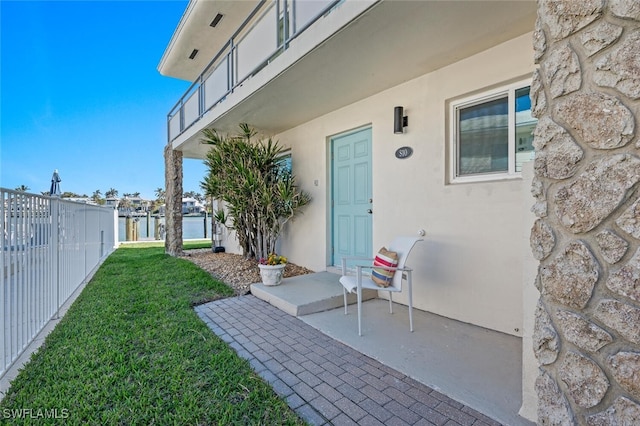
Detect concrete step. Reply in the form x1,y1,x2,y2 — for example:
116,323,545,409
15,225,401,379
250,271,378,317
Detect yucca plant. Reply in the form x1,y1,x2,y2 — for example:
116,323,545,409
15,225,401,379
200,124,311,260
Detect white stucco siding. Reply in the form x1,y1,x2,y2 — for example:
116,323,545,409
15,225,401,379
273,33,535,336
277,125,331,269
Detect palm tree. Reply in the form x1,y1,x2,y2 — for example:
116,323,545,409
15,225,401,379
154,187,165,203
61,191,82,198
105,188,118,198
92,190,102,204
14,185,30,192
151,188,165,214
119,197,132,214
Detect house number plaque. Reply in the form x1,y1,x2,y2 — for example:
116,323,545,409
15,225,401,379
395,146,413,159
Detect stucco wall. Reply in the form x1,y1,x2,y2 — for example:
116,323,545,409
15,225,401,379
521,162,541,421
274,32,537,336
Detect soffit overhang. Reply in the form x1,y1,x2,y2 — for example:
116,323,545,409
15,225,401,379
158,0,260,81
167,0,537,159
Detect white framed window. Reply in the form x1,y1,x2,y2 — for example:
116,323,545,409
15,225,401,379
277,149,292,175
449,80,536,183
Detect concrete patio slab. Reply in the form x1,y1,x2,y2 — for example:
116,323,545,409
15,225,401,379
302,300,532,426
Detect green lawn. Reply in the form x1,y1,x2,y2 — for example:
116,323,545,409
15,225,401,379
0,243,305,425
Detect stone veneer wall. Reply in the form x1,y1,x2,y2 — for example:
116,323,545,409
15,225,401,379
164,144,183,256
531,1,640,424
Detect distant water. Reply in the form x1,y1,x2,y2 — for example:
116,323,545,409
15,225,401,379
118,215,212,242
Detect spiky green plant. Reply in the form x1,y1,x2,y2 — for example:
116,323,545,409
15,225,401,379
200,124,311,260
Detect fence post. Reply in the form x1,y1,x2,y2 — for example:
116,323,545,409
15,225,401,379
51,198,61,319
203,211,208,239
125,217,133,241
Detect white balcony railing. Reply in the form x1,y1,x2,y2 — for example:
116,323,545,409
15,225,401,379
1,189,117,380
167,0,341,143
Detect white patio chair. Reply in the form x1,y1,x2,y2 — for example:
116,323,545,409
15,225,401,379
339,236,423,336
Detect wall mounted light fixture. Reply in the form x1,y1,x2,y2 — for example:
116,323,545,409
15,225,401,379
394,106,408,134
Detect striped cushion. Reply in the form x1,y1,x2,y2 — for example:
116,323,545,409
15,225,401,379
371,247,398,287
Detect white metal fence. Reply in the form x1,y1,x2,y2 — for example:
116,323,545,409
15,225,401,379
1,189,117,379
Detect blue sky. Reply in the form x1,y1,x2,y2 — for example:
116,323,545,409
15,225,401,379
1,0,209,199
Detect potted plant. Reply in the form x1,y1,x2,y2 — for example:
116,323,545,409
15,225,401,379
258,253,287,286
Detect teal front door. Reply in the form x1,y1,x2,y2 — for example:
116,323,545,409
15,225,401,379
331,127,373,267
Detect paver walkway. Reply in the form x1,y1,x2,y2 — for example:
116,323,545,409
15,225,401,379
195,295,503,426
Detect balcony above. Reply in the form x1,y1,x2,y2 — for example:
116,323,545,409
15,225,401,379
160,0,536,159
159,0,260,82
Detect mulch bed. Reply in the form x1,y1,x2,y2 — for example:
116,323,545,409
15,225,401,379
182,250,314,295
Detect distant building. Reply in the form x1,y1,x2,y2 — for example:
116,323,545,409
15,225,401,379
104,197,119,209
182,197,204,215
63,197,96,205
111,196,153,216
125,196,150,212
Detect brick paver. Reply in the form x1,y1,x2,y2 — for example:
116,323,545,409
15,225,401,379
195,295,503,426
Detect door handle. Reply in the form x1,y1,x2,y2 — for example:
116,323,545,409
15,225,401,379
367,209,373,214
